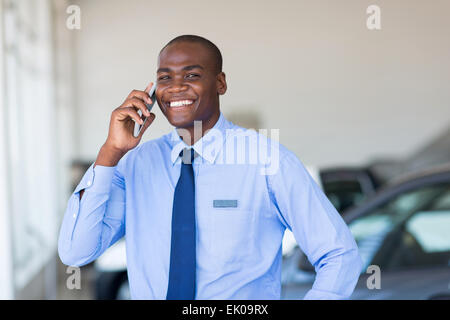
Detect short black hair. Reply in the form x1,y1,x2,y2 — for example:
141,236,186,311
159,35,223,74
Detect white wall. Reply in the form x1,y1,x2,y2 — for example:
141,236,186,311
72,0,450,167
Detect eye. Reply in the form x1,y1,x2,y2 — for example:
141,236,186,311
186,73,200,79
158,75,170,81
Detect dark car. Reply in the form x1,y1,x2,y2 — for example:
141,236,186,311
320,167,383,214
282,163,450,299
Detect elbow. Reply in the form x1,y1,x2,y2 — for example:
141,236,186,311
58,245,80,267
357,251,364,273
346,248,364,297
341,247,364,295
57,225,81,266
350,240,364,274
342,243,363,276
57,237,96,267
58,240,83,267
351,247,364,280
57,219,103,267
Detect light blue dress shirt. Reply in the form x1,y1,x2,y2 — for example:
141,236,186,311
58,112,362,299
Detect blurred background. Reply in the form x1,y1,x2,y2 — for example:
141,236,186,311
0,0,449,299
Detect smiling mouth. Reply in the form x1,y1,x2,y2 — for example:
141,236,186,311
166,99,196,109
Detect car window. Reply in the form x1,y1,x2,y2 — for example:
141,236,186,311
406,210,450,253
348,184,450,271
380,187,450,271
323,180,365,213
431,188,450,210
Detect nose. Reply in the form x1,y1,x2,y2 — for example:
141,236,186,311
167,78,189,94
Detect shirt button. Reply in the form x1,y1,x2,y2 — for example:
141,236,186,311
73,214,76,218
87,180,92,186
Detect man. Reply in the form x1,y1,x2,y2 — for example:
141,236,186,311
58,35,362,299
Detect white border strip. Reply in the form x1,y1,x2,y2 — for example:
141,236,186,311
0,0,15,300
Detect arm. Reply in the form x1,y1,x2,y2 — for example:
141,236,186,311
58,83,156,266
57,159,126,266
268,151,363,299
79,144,126,200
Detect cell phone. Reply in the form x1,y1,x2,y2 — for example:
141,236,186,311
133,82,157,138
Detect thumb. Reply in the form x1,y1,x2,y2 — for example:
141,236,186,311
136,113,155,140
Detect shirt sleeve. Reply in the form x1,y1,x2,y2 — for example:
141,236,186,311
57,161,126,267
267,150,363,300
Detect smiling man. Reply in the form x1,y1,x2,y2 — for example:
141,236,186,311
58,35,363,300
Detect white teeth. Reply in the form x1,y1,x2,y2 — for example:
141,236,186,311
169,100,193,107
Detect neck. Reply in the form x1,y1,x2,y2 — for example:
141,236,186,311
176,110,220,146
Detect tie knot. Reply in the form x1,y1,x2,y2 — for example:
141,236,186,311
179,148,195,164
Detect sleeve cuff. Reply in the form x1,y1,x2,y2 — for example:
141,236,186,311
74,163,117,194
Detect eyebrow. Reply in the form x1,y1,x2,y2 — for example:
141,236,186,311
157,64,204,73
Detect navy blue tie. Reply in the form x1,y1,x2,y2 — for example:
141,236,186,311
166,148,196,300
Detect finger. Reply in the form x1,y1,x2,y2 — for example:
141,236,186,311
126,89,152,105
121,98,150,117
115,107,143,124
144,81,154,93
136,113,155,139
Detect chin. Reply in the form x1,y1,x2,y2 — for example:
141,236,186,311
166,114,196,129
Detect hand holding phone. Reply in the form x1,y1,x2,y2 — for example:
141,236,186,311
97,82,157,168
133,82,157,138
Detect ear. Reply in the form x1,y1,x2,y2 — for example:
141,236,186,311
216,72,227,95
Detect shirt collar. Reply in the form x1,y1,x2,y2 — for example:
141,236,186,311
169,112,230,165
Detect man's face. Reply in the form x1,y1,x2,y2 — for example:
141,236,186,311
156,41,226,129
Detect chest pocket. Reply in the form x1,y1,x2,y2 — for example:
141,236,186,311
210,208,255,266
